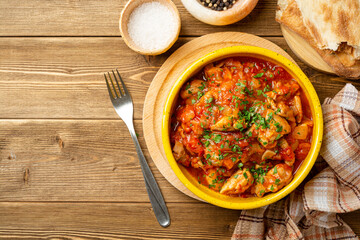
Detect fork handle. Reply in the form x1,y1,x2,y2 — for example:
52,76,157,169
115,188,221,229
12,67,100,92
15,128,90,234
126,122,170,228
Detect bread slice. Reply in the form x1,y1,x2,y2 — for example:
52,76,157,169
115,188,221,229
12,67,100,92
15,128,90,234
276,0,360,79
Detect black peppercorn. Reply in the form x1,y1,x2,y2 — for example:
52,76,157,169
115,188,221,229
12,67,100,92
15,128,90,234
200,0,235,11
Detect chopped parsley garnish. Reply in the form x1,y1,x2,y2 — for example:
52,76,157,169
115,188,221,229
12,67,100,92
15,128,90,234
213,134,222,143
197,91,204,99
198,82,206,91
274,122,283,132
206,97,213,103
236,82,246,87
253,72,264,78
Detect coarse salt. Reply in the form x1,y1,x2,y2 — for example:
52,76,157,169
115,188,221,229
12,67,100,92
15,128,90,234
127,2,178,52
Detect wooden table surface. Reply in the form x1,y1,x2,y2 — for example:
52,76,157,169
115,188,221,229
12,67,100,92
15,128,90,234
0,0,359,239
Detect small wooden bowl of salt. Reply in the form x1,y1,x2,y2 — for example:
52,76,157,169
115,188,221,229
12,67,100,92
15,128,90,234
120,0,181,55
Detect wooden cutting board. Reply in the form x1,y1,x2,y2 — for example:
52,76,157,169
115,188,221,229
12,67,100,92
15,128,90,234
142,32,297,201
281,25,335,74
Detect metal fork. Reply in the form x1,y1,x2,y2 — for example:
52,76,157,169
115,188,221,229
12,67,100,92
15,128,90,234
104,70,170,227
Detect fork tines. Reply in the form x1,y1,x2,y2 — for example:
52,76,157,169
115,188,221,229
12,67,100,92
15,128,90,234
104,69,128,99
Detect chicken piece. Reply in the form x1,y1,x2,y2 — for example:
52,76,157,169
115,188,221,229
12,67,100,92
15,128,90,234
180,80,205,99
252,101,267,115
272,82,300,99
267,163,293,189
185,96,197,106
278,138,289,149
223,58,244,70
190,157,204,169
220,169,254,195
222,154,242,170
197,90,214,105
204,168,224,191
275,101,296,122
222,66,233,81
290,96,303,123
265,90,277,100
176,105,195,132
253,163,293,197
203,144,242,170
278,138,295,166
204,64,223,84
291,140,299,152
262,150,276,161
211,115,235,131
203,145,222,167
247,142,265,157
249,78,262,90
292,124,309,140
211,105,241,131
267,97,295,122
301,117,313,127
233,118,247,130
173,141,190,167
257,109,291,148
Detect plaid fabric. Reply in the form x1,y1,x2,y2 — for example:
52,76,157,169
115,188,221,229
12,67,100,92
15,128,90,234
232,84,360,240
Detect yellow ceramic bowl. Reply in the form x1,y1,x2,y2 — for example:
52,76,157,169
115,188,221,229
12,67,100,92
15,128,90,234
162,46,323,209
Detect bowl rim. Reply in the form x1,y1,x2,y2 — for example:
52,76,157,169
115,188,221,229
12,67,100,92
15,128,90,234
162,45,323,209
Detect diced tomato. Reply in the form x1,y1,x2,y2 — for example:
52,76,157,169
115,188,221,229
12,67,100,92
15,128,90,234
280,147,295,162
177,105,195,123
183,133,204,156
295,143,311,160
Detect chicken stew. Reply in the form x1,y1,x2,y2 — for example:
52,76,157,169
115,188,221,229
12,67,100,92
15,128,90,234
170,57,313,198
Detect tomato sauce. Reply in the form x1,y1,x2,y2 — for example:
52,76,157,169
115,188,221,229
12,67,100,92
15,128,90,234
170,57,313,197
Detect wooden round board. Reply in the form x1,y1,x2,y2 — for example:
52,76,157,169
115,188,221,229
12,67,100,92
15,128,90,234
143,32,297,201
281,25,335,74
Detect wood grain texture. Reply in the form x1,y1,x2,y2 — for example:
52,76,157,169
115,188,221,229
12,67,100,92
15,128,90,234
0,37,358,120
0,0,279,37
0,202,239,239
0,202,358,239
0,119,196,202
1,0,360,236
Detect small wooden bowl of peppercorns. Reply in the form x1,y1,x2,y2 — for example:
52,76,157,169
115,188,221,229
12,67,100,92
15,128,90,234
181,0,258,25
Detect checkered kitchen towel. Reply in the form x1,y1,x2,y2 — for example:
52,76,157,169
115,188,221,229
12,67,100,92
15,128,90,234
232,84,360,240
